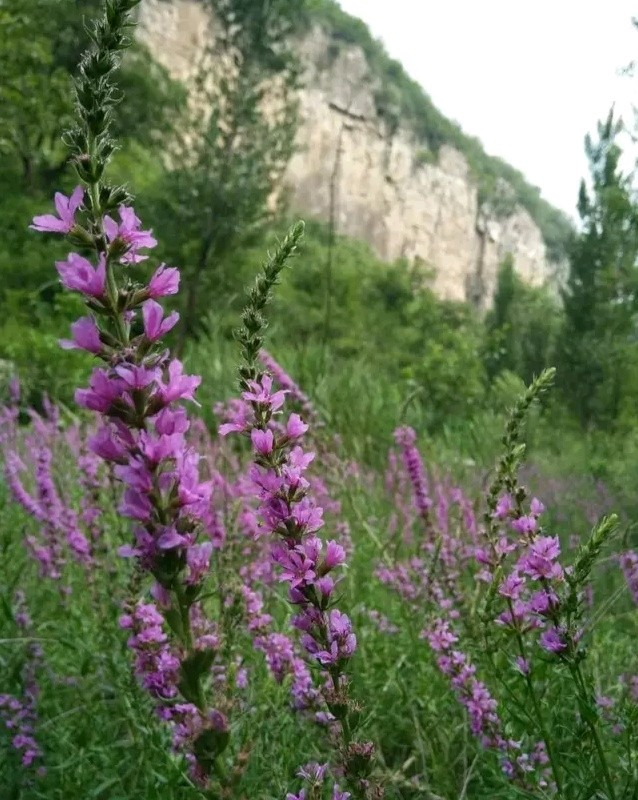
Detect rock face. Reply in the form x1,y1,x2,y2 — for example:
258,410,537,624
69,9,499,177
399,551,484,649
136,0,556,308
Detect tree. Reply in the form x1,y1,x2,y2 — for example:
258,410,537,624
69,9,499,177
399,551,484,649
0,0,184,189
484,255,561,385
558,110,638,428
154,0,303,350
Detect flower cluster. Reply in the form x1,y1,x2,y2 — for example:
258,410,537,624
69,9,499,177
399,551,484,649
393,426,432,524
6,438,92,582
31,186,227,783
481,494,574,656
0,592,45,775
286,761,351,800
378,429,478,610
222,374,355,672
620,550,638,605
222,369,379,794
425,618,550,787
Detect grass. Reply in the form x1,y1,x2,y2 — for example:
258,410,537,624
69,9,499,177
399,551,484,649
1,338,637,799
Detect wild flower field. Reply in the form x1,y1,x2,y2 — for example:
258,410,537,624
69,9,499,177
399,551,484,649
2,2,638,799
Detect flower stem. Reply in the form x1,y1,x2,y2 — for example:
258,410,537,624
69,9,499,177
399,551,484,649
510,620,564,797
569,662,616,800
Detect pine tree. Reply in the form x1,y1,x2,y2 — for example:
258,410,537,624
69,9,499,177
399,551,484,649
559,110,638,428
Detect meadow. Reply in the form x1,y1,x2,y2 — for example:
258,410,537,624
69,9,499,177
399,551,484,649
2,1,638,799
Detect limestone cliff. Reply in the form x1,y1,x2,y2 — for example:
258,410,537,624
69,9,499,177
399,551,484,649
136,0,560,308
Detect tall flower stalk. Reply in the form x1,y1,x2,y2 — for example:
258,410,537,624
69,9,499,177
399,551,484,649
29,0,234,787
222,230,383,799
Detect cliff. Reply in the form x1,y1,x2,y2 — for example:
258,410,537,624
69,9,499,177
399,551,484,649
136,0,567,308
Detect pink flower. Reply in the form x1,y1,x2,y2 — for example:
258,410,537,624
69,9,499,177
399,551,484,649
511,515,537,535
88,427,128,463
59,316,102,354
394,426,417,446
154,407,189,435
75,368,124,412
159,360,201,404
116,364,160,391
539,627,567,653
31,186,84,233
186,542,213,584
498,572,524,600
148,264,180,298
324,540,346,570
104,206,157,263
251,428,274,455
494,493,514,519
55,253,106,298
530,497,545,516
120,488,153,522
142,300,180,342
243,374,286,411
286,413,308,438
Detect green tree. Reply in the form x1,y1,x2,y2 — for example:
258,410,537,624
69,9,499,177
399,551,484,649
558,110,638,428
152,0,303,350
0,0,184,189
485,255,561,385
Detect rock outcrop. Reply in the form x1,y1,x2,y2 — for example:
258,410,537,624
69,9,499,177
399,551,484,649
136,0,557,308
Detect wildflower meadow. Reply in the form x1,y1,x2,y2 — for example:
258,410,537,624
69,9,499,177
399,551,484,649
1,2,638,799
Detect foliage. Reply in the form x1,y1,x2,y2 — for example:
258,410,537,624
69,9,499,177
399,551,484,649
485,255,562,385
0,0,184,189
152,0,302,349
558,111,638,429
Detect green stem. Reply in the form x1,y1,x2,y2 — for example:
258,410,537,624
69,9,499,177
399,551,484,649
173,582,207,712
569,662,616,800
510,621,564,798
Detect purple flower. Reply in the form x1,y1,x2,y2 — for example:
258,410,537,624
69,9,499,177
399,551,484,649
55,253,106,298
243,374,287,411
60,316,102,354
511,515,537,536
499,572,525,600
297,762,328,782
75,368,124,412
286,413,308,438
159,360,201,404
518,536,563,581
495,494,514,519
31,186,83,233
104,206,157,263
186,542,213,585
539,627,566,653
530,497,545,516
324,540,346,570
142,300,179,341
88,427,128,463
148,264,180,297
251,428,275,456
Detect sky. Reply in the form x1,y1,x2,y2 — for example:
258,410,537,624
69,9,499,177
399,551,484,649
337,0,638,220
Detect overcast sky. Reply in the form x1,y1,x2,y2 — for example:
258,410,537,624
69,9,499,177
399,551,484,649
338,0,637,220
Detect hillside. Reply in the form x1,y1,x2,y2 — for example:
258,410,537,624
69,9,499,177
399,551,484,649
304,0,573,262
136,0,573,309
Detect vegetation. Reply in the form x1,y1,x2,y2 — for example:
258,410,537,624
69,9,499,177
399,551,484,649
2,2,638,797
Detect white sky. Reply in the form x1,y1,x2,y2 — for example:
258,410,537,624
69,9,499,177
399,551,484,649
338,0,638,220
